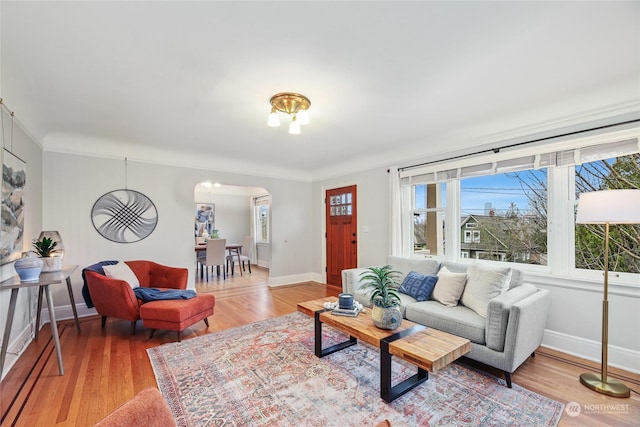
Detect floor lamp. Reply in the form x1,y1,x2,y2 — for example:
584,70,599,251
575,189,640,398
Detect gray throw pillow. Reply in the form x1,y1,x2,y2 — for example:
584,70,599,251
460,262,512,317
432,267,467,307
398,271,439,302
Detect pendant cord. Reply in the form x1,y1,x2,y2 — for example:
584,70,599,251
125,157,128,190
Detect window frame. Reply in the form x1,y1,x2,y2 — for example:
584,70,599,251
398,127,639,286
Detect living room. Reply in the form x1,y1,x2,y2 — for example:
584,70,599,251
0,1,638,426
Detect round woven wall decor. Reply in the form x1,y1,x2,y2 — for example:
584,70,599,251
91,189,158,243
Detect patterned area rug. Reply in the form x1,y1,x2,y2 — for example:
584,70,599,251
148,312,564,427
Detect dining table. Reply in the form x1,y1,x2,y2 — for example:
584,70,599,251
195,242,243,276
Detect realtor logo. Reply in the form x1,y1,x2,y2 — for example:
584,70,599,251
565,401,581,417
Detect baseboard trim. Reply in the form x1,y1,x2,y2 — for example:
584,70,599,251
542,329,639,374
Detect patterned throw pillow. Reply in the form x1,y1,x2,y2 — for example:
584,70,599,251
398,271,439,302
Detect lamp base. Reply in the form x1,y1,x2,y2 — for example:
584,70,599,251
579,373,630,398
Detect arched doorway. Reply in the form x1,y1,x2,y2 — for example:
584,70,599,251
194,183,271,281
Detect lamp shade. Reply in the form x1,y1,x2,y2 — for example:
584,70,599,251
576,189,640,225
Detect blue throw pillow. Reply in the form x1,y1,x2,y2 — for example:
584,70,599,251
398,271,439,302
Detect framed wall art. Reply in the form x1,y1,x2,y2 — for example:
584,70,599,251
195,203,215,237
91,189,158,243
1,149,26,264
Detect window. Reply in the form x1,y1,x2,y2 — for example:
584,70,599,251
397,129,639,283
254,196,270,244
460,169,548,265
574,152,640,274
410,183,445,256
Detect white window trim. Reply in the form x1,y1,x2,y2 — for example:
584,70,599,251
399,125,639,286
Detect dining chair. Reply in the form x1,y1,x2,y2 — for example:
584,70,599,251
201,238,227,281
227,236,254,275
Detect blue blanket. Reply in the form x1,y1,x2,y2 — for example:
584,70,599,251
81,260,119,308
133,287,196,303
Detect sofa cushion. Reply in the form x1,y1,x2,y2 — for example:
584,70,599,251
441,261,523,289
405,301,485,344
432,267,467,306
386,256,440,279
460,262,512,318
398,271,438,302
103,262,140,289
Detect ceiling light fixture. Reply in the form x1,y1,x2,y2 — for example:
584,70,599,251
267,92,311,134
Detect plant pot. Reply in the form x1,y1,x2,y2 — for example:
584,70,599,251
371,305,402,330
41,255,63,272
14,256,44,282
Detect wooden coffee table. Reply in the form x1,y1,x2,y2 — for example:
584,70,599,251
298,297,470,402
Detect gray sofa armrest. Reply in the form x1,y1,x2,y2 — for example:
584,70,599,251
341,267,370,294
486,284,538,351
501,289,551,373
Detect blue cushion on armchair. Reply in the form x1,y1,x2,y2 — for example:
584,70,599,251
398,271,439,302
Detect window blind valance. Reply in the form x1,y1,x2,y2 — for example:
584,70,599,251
400,137,639,184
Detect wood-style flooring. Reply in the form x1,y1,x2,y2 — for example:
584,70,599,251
1,265,638,426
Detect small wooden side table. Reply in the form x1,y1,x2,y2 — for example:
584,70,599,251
0,265,80,377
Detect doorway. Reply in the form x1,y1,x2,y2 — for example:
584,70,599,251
325,185,358,286
194,183,270,280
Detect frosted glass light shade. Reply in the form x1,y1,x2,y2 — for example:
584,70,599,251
267,111,280,127
576,190,640,224
288,116,301,135
38,230,64,258
296,108,309,125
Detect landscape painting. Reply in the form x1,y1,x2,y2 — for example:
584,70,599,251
1,149,26,265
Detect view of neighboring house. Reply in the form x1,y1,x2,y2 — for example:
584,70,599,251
459,213,547,265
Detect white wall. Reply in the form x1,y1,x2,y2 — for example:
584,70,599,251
195,193,251,245
0,116,43,379
311,168,390,278
312,165,640,373
42,151,314,309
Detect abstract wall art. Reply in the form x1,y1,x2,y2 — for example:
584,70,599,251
91,189,158,243
1,149,26,264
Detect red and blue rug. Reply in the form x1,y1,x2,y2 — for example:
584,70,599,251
148,312,564,426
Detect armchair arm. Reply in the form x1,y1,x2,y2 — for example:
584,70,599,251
85,270,141,321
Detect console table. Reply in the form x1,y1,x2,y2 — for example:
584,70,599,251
0,265,80,377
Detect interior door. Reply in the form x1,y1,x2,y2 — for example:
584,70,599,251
326,185,357,286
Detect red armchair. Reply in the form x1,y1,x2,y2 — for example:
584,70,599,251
85,260,214,340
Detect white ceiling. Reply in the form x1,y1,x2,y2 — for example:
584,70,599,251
2,1,639,181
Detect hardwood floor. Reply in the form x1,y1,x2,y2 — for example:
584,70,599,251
1,265,638,426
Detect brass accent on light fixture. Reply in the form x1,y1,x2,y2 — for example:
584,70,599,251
269,92,310,115
267,92,311,133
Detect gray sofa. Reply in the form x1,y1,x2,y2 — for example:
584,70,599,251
341,256,550,387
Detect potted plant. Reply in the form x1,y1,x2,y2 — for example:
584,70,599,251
33,236,63,272
360,265,403,330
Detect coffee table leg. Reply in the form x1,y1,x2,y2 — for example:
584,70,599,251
314,310,357,358
380,331,428,403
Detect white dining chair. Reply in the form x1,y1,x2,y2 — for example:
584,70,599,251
201,238,227,281
227,236,254,275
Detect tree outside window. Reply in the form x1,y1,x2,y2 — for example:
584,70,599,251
575,153,640,274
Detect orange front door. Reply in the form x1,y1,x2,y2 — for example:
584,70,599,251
326,185,357,286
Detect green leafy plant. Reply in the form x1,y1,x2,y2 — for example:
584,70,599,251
360,265,402,308
32,236,58,257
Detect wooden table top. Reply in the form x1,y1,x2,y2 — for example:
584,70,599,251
297,297,470,371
